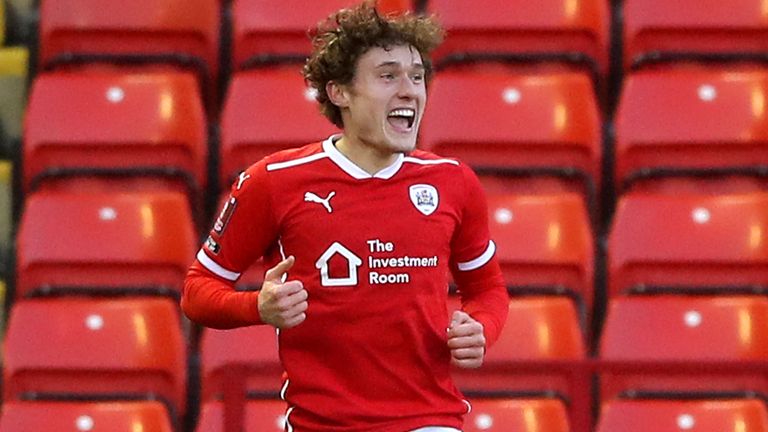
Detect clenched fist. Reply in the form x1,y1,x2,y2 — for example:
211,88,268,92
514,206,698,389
447,310,486,369
258,256,308,329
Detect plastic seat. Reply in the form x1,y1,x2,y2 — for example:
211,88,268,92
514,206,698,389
39,0,219,95
15,189,196,299
624,0,768,71
0,46,28,148
220,66,338,188
419,65,602,214
3,298,188,418
427,0,609,77
200,325,282,400
23,69,207,206
608,189,768,298
615,67,768,191
195,399,287,432
465,398,571,432
596,398,768,432
487,192,594,320
232,0,411,70
0,400,174,432
599,295,768,402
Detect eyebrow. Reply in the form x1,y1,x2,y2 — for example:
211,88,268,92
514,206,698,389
375,61,426,71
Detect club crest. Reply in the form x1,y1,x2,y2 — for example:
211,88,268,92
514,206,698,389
409,184,439,216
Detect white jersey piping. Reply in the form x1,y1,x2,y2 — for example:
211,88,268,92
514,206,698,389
457,241,496,271
196,249,240,281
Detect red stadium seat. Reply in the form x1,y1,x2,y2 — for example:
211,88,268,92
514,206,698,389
465,398,571,432
596,398,768,432
449,295,585,392
0,400,174,432
599,295,768,401
487,192,594,320
623,0,768,71
15,189,196,299
200,325,282,400
232,0,411,70
23,69,208,207
427,0,609,77
608,189,768,298
419,65,602,215
39,0,219,95
220,66,338,188
195,399,287,432
3,298,188,418
614,67,768,190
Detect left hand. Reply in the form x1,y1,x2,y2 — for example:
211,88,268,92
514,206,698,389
447,310,486,369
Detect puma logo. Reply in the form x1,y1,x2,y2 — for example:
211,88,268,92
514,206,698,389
304,191,336,213
236,172,251,190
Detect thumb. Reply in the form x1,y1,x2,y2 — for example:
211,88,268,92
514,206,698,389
451,310,470,328
264,256,295,283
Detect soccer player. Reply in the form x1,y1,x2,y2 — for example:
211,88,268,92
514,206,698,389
182,2,509,431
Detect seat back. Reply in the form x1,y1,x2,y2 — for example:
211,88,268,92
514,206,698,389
15,190,196,299
196,399,287,432
465,398,571,432
3,298,188,417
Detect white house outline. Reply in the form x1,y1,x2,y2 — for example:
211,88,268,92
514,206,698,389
315,242,363,287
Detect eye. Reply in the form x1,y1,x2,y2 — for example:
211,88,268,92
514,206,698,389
411,73,424,83
380,73,395,80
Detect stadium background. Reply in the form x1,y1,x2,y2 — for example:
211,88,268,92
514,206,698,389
2,0,768,431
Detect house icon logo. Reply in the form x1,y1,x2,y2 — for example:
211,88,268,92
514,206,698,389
315,242,363,287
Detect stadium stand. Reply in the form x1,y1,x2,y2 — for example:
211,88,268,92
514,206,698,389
427,0,609,80
15,189,196,300
22,69,208,217
195,399,287,432
0,400,175,432
38,0,220,108
3,298,188,421
219,65,338,189
231,0,411,71
614,66,768,192
0,160,11,253
419,64,603,221
595,398,768,432
623,0,768,71
1,0,5,47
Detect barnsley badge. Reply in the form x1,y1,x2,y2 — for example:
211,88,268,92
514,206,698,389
409,184,439,216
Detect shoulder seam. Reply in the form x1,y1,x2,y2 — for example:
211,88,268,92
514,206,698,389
266,152,329,171
402,156,460,166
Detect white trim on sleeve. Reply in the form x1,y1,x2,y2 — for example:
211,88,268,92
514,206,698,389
196,249,241,281
457,240,496,271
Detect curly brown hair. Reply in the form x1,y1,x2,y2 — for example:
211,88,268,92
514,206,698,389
303,1,444,128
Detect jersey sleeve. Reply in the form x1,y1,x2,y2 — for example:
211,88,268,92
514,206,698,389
449,164,509,347
181,160,280,329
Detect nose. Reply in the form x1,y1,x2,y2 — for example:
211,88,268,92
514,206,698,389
397,75,418,99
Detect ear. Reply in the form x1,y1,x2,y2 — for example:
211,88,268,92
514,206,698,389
326,81,350,108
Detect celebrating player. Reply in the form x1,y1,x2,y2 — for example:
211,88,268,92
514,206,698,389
182,2,509,431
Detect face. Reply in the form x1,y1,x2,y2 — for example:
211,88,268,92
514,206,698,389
330,44,427,155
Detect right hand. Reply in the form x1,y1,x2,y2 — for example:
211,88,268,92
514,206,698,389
258,256,308,329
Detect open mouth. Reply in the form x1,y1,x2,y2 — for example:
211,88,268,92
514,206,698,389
387,108,416,131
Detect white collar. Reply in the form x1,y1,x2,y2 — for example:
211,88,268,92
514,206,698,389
322,135,405,180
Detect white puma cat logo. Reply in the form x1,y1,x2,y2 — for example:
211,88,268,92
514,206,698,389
304,191,336,213
236,172,251,190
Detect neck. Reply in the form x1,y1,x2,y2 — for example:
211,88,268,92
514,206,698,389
334,135,401,175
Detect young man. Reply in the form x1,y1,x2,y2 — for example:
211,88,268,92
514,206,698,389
182,2,508,431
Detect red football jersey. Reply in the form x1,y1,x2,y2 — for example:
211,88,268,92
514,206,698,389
183,136,508,431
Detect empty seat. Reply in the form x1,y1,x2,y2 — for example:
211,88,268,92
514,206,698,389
465,398,570,432
3,298,188,418
200,325,282,400
232,0,411,70
0,400,174,432
608,189,768,298
614,67,768,190
23,69,207,205
196,399,287,432
419,65,602,214
15,189,196,299
39,0,219,93
428,0,609,77
220,66,338,188
599,295,768,401
624,0,768,71
487,192,594,320
596,398,768,432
